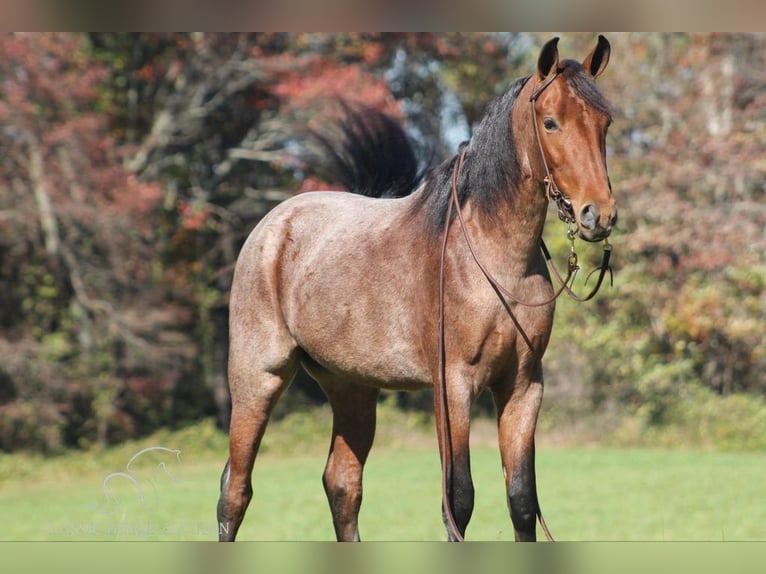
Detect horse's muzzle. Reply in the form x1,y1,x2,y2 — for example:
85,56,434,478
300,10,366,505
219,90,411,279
578,203,618,242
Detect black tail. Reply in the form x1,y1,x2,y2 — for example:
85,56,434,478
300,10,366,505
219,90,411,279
312,102,426,199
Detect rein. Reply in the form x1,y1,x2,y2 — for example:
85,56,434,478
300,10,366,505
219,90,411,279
436,74,613,542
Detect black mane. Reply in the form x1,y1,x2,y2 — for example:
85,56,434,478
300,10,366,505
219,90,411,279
411,76,531,236
560,60,613,119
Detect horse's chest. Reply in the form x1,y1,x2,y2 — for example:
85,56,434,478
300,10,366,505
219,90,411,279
460,301,554,372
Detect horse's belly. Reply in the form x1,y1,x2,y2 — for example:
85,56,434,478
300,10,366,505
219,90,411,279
292,307,432,390
301,350,431,390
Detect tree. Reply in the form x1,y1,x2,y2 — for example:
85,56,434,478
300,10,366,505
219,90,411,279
545,33,766,435
3,33,764,453
0,33,185,451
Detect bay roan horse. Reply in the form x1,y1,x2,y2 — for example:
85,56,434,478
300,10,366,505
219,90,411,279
217,35,616,542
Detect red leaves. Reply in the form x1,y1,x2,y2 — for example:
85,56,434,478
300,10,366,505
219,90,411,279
176,200,212,231
271,56,399,117
297,176,332,193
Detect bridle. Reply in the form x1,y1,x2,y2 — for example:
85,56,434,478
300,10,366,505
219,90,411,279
528,71,614,302
437,72,613,542
530,71,577,225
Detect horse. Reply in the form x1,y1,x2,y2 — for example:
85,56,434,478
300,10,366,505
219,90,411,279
217,35,616,542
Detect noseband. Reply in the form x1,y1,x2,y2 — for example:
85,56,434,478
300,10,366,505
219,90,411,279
437,74,614,542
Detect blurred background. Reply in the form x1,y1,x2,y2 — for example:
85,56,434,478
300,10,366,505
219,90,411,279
0,32,764,455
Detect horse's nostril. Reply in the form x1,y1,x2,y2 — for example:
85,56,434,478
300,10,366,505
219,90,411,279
579,204,599,230
610,209,619,228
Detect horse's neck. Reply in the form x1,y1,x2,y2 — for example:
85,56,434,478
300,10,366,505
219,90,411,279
498,87,552,270
469,181,548,277
463,116,549,276
446,83,551,278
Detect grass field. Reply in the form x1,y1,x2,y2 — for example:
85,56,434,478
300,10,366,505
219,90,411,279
1,412,765,542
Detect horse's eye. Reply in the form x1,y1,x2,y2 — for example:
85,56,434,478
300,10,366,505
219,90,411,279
543,118,558,131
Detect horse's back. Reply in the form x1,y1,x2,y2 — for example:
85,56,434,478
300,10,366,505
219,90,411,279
230,189,433,389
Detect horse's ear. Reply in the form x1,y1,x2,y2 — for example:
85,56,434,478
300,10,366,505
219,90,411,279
582,34,611,78
537,37,560,79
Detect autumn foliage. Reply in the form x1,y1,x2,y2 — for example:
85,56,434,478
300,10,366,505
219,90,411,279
1,33,765,452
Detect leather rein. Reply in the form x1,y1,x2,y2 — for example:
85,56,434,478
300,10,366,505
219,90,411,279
436,73,613,542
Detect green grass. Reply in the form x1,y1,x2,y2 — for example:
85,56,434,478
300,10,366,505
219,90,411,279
238,446,766,541
1,415,765,541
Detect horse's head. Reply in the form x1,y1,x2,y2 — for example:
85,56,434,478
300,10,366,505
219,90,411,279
531,35,616,242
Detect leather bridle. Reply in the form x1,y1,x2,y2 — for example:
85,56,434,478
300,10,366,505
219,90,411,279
436,72,614,541
530,71,577,225
528,71,614,303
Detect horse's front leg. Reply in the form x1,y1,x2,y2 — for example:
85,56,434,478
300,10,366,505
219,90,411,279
434,372,475,541
492,360,547,541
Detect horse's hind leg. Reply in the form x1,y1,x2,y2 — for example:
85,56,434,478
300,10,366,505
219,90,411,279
318,380,379,541
492,361,546,542
217,350,298,541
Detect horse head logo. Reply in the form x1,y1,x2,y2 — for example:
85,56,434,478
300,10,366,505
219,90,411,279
93,446,182,515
